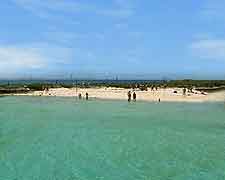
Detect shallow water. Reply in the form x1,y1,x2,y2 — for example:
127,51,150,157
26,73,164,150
0,96,225,180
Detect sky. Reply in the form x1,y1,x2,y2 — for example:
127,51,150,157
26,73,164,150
0,0,225,79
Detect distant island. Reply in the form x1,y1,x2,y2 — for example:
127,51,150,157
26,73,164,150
0,79,225,102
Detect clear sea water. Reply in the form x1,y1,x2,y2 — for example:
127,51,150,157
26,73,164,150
0,96,225,180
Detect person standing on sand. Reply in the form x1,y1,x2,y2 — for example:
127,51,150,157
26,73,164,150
133,92,136,101
85,92,89,100
128,91,131,102
183,88,186,96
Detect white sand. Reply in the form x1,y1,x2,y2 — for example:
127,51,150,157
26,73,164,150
19,87,225,102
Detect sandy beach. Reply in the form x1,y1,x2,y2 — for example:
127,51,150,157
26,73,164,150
17,87,225,102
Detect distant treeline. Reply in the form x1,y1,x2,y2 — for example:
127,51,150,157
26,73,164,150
166,80,225,88
0,80,225,93
166,80,225,92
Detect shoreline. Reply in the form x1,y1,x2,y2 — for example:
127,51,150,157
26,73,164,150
12,87,225,103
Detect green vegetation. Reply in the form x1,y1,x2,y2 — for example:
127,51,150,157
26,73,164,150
0,80,225,94
166,80,225,88
165,80,225,92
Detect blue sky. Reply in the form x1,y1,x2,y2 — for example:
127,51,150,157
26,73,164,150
0,0,225,79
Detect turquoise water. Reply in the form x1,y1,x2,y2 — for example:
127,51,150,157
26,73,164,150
0,96,225,180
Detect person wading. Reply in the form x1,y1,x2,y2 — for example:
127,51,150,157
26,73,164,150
127,91,131,102
133,92,136,101
85,92,89,100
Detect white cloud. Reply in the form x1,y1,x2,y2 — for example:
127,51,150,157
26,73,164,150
0,43,74,73
12,0,87,19
0,46,45,71
98,8,134,18
12,0,135,19
114,0,136,9
114,23,128,29
190,39,225,61
45,31,105,41
192,1,225,62
201,0,225,21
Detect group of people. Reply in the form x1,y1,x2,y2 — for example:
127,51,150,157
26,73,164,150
127,91,136,102
78,91,137,102
78,92,89,100
128,91,161,102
